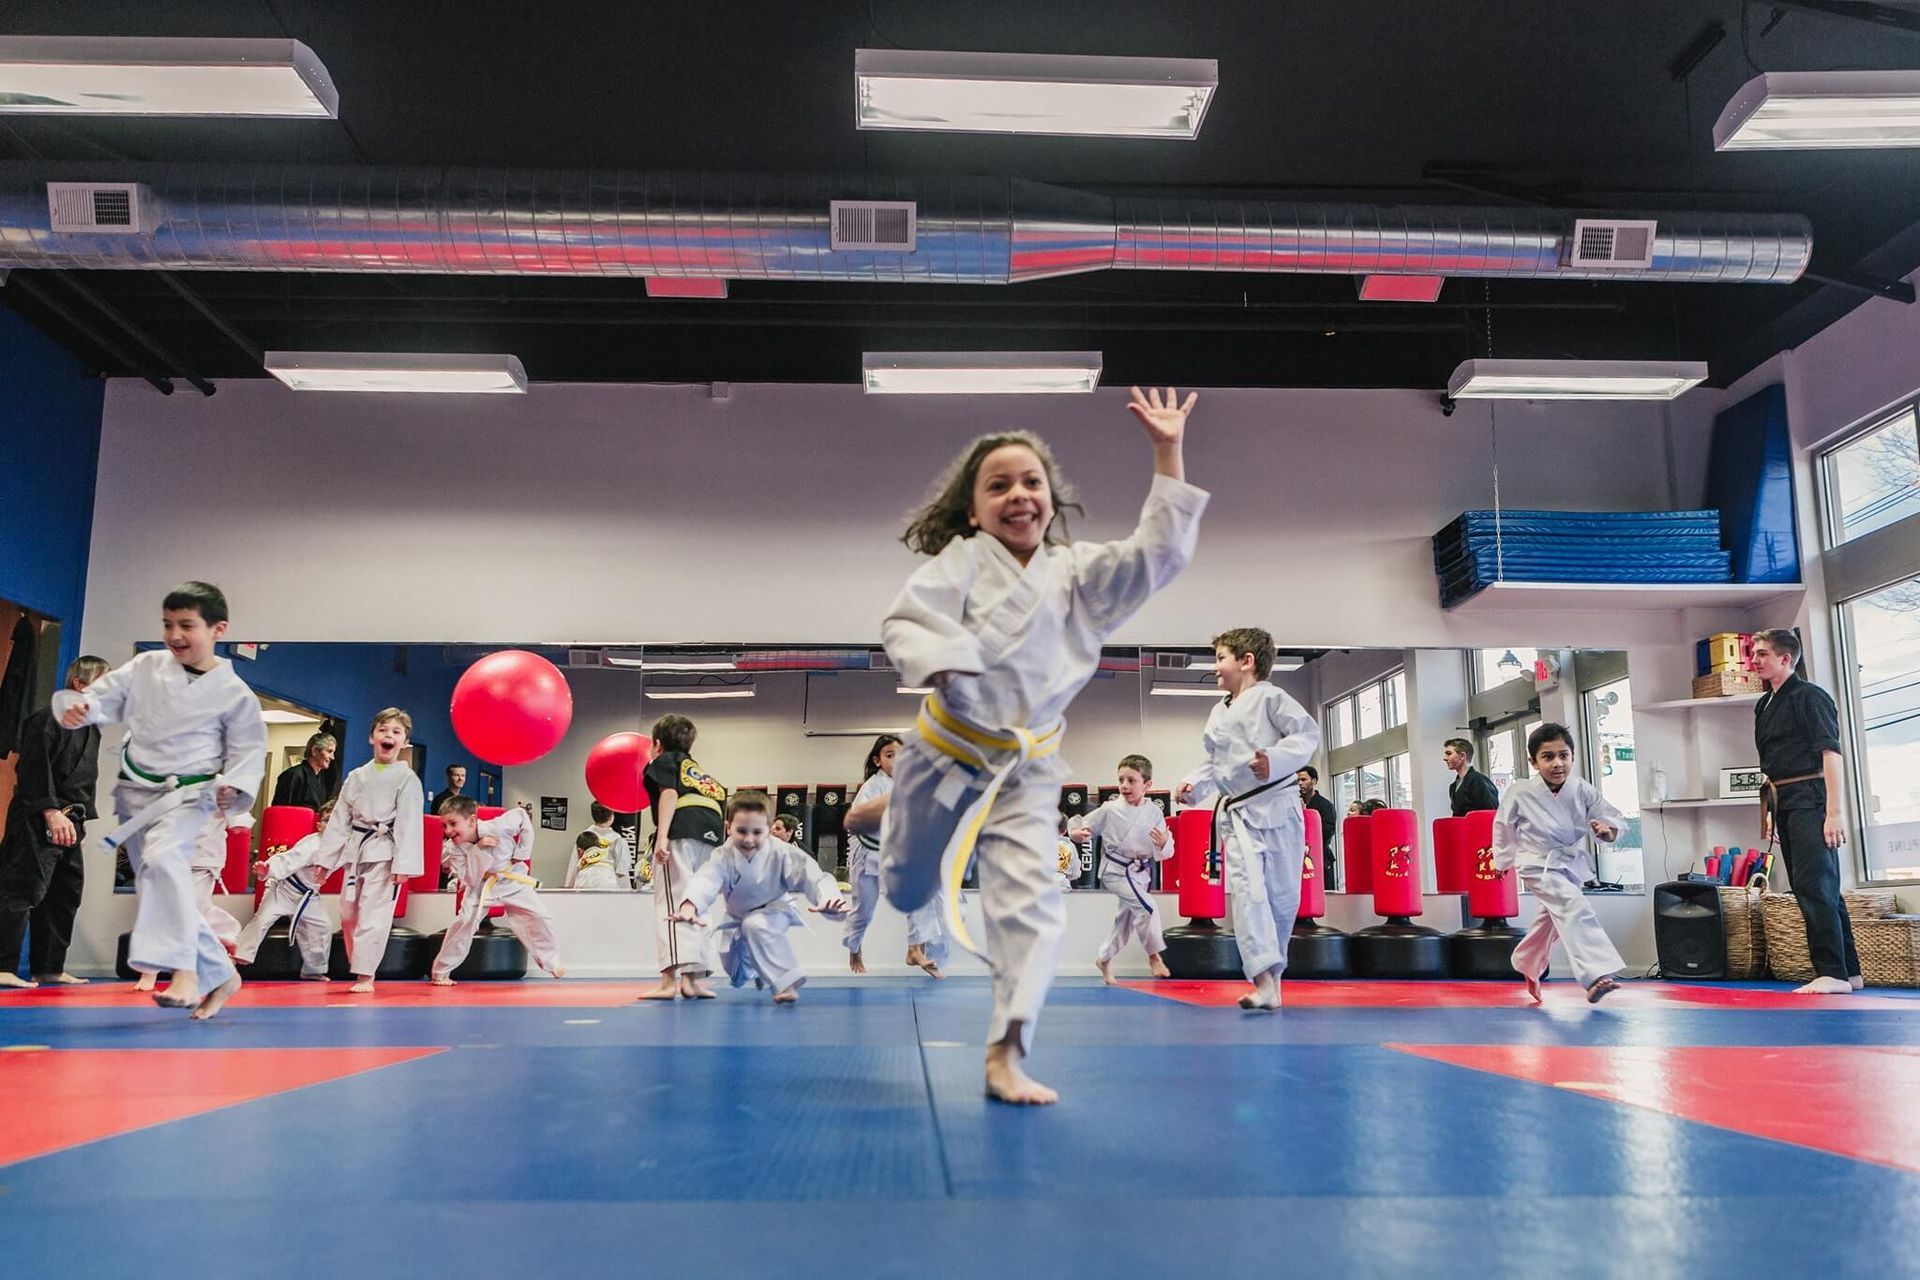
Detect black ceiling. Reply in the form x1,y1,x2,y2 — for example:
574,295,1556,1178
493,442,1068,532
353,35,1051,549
4,0,1920,391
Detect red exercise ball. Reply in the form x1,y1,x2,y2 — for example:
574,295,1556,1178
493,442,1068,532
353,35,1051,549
585,732,653,812
450,650,574,766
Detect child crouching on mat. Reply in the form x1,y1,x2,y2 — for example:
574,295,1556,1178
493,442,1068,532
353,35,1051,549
233,798,338,980
1492,722,1627,1005
1070,754,1174,984
673,792,847,1003
432,796,565,985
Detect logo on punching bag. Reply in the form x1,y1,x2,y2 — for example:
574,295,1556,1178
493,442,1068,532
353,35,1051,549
1474,847,1496,879
1384,844,1412,876
265,843,289,857
1303,851,1316,880
1205,848,1222,881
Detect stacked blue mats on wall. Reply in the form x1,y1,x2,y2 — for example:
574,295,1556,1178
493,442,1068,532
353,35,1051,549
1708,383,1801,585
1433,509,1732,607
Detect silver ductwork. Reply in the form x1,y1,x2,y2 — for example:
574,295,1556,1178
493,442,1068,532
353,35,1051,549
0,163,1812,285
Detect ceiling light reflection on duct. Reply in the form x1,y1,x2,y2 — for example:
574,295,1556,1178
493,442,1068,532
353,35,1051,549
1446,359,1708,402
264,352,528,394
855,49,1216,139
0,36,338,117
1150,686,1226,698
863,351,1102,395
1714,71,1920,151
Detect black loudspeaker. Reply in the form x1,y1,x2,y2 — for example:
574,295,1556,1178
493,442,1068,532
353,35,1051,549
775,785,812,849
1097,784,1121,807
1654,880,1727,980
1059,784,1092,819
812,783,848,834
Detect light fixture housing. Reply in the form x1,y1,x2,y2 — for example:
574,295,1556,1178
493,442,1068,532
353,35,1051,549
897,685,934,695
1357,275,1445,302
1149,685,1226,698
264,351,528,394
1446,359,1708,402
643,687,755,701
854,49,1216,139
862,351,1102,395
0,36,338,117
1713,71,1920,151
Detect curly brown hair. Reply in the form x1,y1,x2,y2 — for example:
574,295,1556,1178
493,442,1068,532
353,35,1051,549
900,431,1085,556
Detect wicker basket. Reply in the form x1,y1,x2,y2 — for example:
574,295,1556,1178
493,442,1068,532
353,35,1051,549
1857,916,1920,988
1693,671,1766,698
1718,879,1768,979
1762,889,1905,982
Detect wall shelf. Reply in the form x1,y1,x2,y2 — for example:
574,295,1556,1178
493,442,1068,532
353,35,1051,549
1638,693,1763,711
1445,581,1805,614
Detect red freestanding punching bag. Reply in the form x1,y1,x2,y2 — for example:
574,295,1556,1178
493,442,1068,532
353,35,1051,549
222,824,253,893
413,814,445,894
1158,807,1240,979
1289,806,1350,978
1446,806,1525,980
1299,808,1326,919
1342,814,1374,895
1351,807,1449,979
1431,816,1472,894
256,806,319,904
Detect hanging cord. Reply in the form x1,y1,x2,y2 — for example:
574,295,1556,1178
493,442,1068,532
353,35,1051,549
1491,400,1504,582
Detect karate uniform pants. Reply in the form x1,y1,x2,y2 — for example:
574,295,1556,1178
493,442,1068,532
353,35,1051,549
1223,807,1303,982
717,904,809,994
340,860,401,978
0,810,86,977
191,865,242,950
653,837,714,976
843,863,879,955
233,878,333,977
882,738,1063,1053
432,879,561,980
1512,860,1625,989
116,782,237,992
1097,868,1164,964
572,864,621,891
1777,806,1861,981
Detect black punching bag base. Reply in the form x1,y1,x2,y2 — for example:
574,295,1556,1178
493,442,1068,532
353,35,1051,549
1349,917,1450,979
1160,919,1242,979
327,927,438,980
1446,921,1528,981
1286,920,1352,979
424,927,529,980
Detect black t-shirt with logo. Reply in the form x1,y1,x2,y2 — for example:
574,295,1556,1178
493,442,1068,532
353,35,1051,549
643,750,727,845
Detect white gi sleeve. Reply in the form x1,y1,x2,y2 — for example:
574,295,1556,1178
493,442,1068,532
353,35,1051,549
390,771,425,877
881,537,987,685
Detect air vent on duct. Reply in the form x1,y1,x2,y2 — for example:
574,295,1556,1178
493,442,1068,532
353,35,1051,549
1569,218,1657,270
47,182,153,234
830,199,917,251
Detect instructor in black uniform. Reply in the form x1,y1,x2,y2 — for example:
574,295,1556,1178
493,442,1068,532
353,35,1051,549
1751,628,1861,995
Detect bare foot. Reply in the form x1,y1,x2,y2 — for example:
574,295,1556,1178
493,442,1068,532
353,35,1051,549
773,987,799,1004
41,973,90,986
1586,975,1620,1004
300,973,332,982
637,980,679,1001
1236,973,1281,1011
0,973,36,989
680,975,716,1000
1525,975,1543,1005
349,977,375,994
1148,954,1171,979
848,951,867,974
1850,975,1866,991
430,976,457,987
134,972,158,993
548,964,567,979
905,944,926,969
1097,956,1117,986
1793,976,1851,995
155,973,201,1008
189,974,242,1020
984,1039,1057,1106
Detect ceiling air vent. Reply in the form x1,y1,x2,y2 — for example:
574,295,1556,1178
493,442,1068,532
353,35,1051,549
1569,218,1657,270
1154,651,1190,670
830,199,916,252
47,182,154,234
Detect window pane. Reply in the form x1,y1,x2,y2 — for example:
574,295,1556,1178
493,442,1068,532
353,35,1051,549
1328,698,1354,750
1485,730,1518,791
1828,408,1920,545
1584,677,1644,888
1385,671,1407,728
1359,758,1386,802
1847,576,1920,880
1475,648,1538,691
1356,683,1384,739
1332,769,1358,818
1387,752,1412,809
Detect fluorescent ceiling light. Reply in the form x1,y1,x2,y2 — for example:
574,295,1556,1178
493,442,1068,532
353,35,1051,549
1447,359,1708,402
644,687,755,701
605,656,737,671
897,685,934,695
1150,686,1225,698
1358,275,1444,303
863,351,1102,395
261,708,322,724
264,351,528,394
1271,658,1306,673
1714,71,1920,151
855,49,1216,139
0,36,338,117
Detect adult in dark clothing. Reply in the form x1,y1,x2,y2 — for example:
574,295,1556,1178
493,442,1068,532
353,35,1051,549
1445,738,1500,817
0,656,107,986
429,764,468,817
1751,628,1861,995
1295,766,1339,886
270,731,337,809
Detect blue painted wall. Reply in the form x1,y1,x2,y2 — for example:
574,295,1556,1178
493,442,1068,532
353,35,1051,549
0,305,104,672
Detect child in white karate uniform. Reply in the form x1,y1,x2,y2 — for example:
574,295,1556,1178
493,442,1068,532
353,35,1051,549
432,796,565,984
880,387,1207,1105
674,792,848,1002
1492,721,1627,1004
319,709,424,993
53,581,266,1018
567,803,633,890
1176,629,1322,1012
1070,754,1174,984
234,799,338,980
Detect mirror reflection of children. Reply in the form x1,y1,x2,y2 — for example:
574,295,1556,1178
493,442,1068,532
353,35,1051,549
233,798,339,981
568,804,633,890
1491,722,1627,1004
672,793,848,1003
843,735,899,975
1069,755,1173,985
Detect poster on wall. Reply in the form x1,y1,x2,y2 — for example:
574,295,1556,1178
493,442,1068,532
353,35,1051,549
540,797,569,830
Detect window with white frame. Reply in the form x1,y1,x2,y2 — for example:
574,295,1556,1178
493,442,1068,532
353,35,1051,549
1474,648,1537,693
1325,670,1407,748
1837,575,1920,882
1824,405,1920,546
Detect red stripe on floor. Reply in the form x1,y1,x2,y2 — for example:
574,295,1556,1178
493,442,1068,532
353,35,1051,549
1119,979,1918,1010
